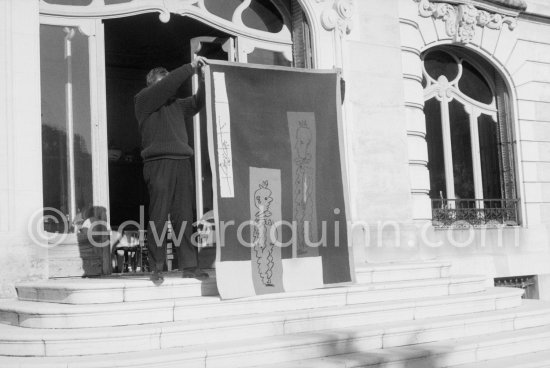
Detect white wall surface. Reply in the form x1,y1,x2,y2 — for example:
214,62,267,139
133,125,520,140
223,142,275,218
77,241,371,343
342,0,550,298
0,0,48,298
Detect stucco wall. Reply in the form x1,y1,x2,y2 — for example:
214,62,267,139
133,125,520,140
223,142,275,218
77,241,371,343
514,12,550,227
0,0,48,298
343,0,420,264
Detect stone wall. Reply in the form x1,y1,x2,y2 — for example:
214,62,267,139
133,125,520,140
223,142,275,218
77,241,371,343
0,0,48,298
342,0,550,295
343,0,418,263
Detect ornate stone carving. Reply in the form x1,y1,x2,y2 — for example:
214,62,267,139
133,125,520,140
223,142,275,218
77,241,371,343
321,0,354,36
415,0,519,43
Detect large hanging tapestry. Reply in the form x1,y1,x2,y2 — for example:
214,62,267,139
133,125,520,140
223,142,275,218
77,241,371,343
204,61,352,299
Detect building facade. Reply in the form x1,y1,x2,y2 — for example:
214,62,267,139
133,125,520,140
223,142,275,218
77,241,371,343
0,0,550,299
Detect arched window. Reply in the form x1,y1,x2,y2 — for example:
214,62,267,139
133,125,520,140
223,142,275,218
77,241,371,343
422,47,519,226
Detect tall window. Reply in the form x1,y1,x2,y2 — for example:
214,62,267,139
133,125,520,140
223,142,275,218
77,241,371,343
40,25,93,233
422,47,519,226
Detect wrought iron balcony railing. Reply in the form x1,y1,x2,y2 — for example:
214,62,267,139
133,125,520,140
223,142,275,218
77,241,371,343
431,198,520,227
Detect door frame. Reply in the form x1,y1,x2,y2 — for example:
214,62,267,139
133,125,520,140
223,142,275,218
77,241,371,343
40,2,299,274
190,36,236,223
40,16,111,274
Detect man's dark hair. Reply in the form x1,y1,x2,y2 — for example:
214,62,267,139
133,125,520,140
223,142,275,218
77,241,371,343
146,67,169,86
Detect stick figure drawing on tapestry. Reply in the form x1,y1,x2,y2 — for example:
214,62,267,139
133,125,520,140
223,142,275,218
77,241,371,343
294,120,314,255
253,181,276,286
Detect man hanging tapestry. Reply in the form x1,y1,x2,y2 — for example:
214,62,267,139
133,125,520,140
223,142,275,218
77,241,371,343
204,61,352,299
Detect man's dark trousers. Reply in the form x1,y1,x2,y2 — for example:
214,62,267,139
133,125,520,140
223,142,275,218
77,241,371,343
144,158,197,272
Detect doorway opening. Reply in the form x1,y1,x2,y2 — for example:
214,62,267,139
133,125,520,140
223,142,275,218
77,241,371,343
104,13,231,271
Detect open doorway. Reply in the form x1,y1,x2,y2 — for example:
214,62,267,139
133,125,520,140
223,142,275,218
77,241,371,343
104,13,231,271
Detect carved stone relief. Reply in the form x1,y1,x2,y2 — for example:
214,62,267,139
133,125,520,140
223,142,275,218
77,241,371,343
320,0,354,36
414,0,521,43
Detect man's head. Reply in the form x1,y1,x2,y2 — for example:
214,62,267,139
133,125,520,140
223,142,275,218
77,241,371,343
146,67,168,87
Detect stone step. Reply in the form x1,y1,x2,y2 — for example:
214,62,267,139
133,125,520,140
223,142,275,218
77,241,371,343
15,271,483,307
453,348,550,368
1,301,549,367
1,276,489,328
355,260,451,283
17,261,453,305
251,321,550,368
16,271,219,304
0,289,533,357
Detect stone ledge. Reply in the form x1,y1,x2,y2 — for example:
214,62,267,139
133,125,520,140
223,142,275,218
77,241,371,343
524,0,550,19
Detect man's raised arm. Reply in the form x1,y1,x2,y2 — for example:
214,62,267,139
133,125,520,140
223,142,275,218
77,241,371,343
179,76,205,117
135,64,195,118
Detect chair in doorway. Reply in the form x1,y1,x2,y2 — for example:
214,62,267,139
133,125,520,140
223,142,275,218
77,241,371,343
112,230,150,273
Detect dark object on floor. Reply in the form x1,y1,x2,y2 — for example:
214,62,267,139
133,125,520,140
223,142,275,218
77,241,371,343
182,268,209,279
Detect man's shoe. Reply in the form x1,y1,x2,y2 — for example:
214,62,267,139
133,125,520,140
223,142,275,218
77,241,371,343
182,268,209,279
194,268,209,279
150,270,164,284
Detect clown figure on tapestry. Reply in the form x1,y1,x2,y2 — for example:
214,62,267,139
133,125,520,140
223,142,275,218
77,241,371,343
288,112,319,259
249,168,283,293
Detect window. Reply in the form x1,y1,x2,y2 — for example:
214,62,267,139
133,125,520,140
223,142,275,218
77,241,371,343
204,0,244,22
204,0,285,33
40,25,93,233
242,0,285,33
423,47,519,227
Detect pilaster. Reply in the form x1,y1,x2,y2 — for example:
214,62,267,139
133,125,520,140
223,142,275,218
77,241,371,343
0,0,48,297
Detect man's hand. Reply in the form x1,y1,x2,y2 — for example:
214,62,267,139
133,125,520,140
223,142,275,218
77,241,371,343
191,56,208,72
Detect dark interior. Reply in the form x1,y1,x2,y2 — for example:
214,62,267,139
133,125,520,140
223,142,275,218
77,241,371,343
104,13,229,228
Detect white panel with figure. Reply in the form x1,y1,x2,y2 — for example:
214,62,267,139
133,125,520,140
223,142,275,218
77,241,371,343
249,167,284,294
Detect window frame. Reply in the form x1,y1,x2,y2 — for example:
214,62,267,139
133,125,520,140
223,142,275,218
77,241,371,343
39,17,108,234
422,47,520,227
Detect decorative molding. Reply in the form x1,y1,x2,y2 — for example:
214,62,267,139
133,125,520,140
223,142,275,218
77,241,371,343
414,0,519,43
39,0,291,46
232,0,252,27
77,22,96,37
321,0,354,36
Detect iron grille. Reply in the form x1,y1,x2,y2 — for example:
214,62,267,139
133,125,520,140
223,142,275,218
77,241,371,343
432,199,520,227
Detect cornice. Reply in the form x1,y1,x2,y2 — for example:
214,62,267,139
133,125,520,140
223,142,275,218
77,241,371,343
39,0,292,45
430,0,527,15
